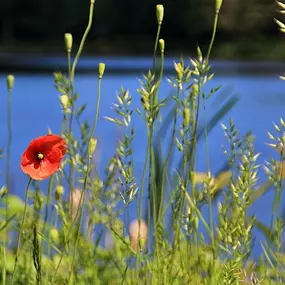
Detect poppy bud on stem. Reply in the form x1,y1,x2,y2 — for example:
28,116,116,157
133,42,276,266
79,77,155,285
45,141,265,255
156,4,164,25
64,33,73,53
159,39,165,53
98,62,105,79
7,75,15,91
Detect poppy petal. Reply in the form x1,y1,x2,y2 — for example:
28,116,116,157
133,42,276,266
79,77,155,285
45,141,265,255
21,134,66,180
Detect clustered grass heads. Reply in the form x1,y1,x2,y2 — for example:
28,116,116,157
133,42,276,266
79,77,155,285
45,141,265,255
261,119,285,283
137,71,167,126
105,87,138,206
220,122,259,263
167,49,220,253
137,69,168,251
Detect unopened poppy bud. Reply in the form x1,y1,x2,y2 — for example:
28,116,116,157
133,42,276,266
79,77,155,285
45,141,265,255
55,185,64,201
64,33,73,53
60,94,70,110
156,4,164,25
159,39,165,53
88,138,97,159
183,108,190,127
50,228,59,244
216,0,223,12
98,62,105,79
7,75,15,91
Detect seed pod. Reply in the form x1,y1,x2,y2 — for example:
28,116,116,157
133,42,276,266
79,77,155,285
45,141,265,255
156,4,164,25
159,39,165,53
64,33,73,52
7,75,15,91
98,62,105,79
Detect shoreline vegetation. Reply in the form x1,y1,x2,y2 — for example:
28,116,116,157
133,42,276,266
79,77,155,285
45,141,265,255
0,37,285,60
1,54,285,75
2,0,285,284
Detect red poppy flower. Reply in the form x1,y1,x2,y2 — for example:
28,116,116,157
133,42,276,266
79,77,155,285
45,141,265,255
21,134,66,180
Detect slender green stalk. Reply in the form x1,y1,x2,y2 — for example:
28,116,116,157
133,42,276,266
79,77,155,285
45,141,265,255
67,52,71,79
158,86,180,222
184,84,201,256
202,88,216,284
206,8,220,63
136,139,149,276
41,177,54,284
68,75,101,281
55,67,102,284
70,0,95,84
42,175,54,238
68,0,95,212
3,85,12,285
33,186,42,285
152,23,161,71
11,177,32,285
138,15,163,260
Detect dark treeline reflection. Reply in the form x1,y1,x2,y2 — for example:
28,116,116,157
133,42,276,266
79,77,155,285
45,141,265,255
0,0,282,58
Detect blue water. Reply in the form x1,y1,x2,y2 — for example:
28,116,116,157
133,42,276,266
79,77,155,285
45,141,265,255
0,58,285,256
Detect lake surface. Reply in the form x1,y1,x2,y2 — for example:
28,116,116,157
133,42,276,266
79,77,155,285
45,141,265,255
0,57,285,256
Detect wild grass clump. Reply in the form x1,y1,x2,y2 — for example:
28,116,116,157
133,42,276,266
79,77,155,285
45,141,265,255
1,0,285,284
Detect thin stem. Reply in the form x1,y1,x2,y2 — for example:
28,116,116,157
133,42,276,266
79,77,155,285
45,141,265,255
203,88,216,284
67,71,102,284
43,176,54,236
70,0,95,84
68,0,95,209
11,177,32,285
206,9,220,64
3,88,12,285
159,86,180,222
67,52,71,79
152,24,161,72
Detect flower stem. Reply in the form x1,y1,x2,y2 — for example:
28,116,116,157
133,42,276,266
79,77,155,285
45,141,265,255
3,86,12,285
152,23,161,72
206,9,220,64
70,0,95,84
11,177,32,284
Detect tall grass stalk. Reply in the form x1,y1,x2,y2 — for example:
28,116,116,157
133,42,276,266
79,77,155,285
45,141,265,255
68,63,103,283
3,75,14,285
11,177,32,285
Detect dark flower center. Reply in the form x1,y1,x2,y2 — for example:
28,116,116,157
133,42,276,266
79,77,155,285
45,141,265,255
36,152,44,160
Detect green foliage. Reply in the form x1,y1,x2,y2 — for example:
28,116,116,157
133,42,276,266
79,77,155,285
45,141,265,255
1,1,285,285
